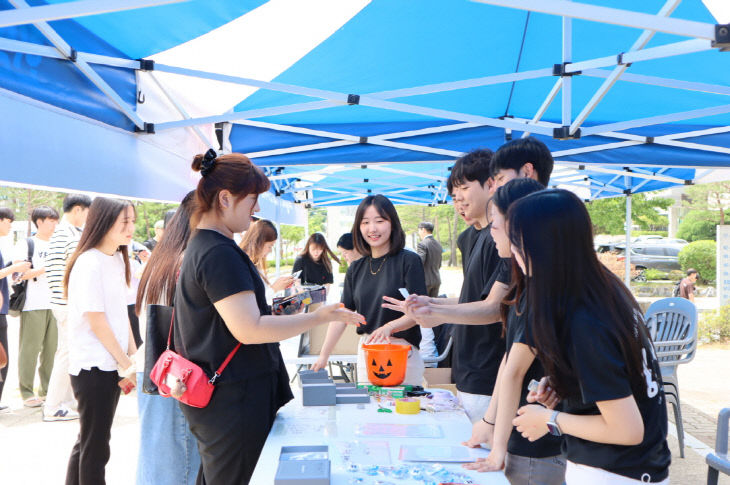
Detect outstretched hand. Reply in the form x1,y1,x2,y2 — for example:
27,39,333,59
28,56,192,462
314,303,365,327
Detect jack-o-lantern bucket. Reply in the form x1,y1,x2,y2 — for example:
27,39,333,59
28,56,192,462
361,343,410,387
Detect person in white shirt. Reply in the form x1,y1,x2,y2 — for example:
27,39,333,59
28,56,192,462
43,193,91,421
63,197,137,485
13,206,59,408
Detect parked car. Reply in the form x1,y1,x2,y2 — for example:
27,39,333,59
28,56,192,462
616,243,683,273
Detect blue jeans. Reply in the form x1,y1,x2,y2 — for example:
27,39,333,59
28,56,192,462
136,372,200,485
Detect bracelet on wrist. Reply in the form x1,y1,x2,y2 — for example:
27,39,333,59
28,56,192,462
482,417,495,426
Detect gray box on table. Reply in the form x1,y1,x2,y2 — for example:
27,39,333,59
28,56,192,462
302,382,336,406
299,369,330,383
275,445,330,485
335,392,370,404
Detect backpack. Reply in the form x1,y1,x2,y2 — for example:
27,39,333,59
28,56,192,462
672,280,682,298
8,237,35,316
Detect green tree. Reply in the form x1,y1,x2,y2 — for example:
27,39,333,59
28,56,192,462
395,203,466,267
308,207,327,235
676,210,723,242
279,225,305,259
678,240,716,284
133,201,179,242
585,193,673,235
683,181,730,225
0,187,65,235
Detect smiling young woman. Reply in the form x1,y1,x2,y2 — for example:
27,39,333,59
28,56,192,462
312,194,428,386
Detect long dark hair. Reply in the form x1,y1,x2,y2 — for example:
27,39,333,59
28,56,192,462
507,189,649,399
492,179,545,335
352,195,406,257
239,219,278,282
63,198,134,297
190,152,270,229
135,192,194,314
299,233,339,274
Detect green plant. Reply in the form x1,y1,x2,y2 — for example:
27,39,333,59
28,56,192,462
668,270,684,281
632,230,668,237
644,268,667,281
698,305,730,344
338,259,348,274
678,240,716,284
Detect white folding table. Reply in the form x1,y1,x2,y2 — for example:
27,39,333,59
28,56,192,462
250,391,509,484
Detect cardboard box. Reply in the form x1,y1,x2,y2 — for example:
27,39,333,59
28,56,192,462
306,323,360,355
422,367,458,395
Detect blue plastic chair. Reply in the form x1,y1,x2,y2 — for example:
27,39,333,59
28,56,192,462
707,408,730,485
644,297,698,459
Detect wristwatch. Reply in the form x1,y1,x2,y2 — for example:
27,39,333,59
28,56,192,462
546,410,562,436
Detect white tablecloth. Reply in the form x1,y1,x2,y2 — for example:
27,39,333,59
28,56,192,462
251,390,509,484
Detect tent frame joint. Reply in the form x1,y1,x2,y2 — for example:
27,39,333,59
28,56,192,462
134,122,155,134
347,94,360,105
553,126,581,139
136,58,155,71
713,24,730,51
359,136,368,144
553,62,581,76
645,136,655,144
617,52,632,67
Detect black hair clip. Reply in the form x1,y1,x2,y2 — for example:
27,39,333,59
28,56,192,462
200,148,217,177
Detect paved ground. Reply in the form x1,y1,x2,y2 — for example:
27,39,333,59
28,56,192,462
1,268,728,484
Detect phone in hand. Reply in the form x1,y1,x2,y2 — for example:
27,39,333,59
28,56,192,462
292,270,302,279
398,288,410,299
118,377,135,395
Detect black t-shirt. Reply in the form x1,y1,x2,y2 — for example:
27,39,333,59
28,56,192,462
451,226,510,395
173,229,292,391
457,226,479,276
292,255,334,285
561,307,670,482
505,293,562,458
342,249,427,349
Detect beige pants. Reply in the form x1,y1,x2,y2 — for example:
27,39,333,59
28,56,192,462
357,336,424,386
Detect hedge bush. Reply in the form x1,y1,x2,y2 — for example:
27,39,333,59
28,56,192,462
678,240,716,284
644,268,667,281
699,305,730,344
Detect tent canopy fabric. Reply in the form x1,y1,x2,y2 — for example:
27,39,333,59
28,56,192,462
1,0,729,209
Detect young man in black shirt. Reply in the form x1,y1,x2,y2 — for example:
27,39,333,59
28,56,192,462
386,139,555,421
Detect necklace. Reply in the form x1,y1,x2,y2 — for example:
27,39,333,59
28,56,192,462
369,256,388,275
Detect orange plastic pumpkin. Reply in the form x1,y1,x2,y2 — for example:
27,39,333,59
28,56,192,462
362,343,410,387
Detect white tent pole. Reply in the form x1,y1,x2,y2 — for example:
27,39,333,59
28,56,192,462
569,0,681,135
522,78,562,138
473,0,716,40
147,72,215,148
8,0,146,130
581,104,730,136
583,69,730,97
0,0,188,28
562,10,572,127
625,190,632,287
566,39,711,73
275,197,281,278
569,165,688,184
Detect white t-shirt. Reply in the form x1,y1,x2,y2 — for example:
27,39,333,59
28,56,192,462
67,248,130,375
14,237,52,311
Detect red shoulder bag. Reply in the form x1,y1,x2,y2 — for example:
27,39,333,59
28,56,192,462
150,307,240,408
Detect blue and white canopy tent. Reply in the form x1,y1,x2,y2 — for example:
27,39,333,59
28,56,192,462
1,0,730,279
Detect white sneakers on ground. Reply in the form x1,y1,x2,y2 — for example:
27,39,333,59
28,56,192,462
42,406,79,422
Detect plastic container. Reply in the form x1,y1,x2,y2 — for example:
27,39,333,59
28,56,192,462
361,343,410,386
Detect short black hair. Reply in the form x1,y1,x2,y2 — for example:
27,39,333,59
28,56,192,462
62,194,92,213
493,178,545,215
450,149,494,188
337,232,354,250
418,222,434,233
687,268,698,276
0,208,14,222
492,136,554,186
31,206,60,226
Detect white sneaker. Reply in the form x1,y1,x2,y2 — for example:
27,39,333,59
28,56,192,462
43,407,79,422
0,404,11,414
